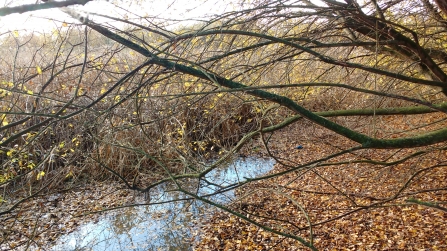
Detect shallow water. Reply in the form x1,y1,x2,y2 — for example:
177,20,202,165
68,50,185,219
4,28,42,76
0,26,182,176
52,157,275,251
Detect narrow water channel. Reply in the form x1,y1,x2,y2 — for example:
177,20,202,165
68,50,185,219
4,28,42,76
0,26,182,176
52,157,275,251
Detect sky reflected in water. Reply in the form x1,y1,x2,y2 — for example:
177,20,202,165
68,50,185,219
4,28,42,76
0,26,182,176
52,157,275,251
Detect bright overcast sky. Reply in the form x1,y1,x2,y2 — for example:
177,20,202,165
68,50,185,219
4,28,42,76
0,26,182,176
0,0,237,33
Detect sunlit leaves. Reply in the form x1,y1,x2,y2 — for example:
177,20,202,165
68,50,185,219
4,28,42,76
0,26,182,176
1,114,8,126
36,66,42,75
77,87,85,96
36,171,45,180
27,162,36,169
0,1,446,250
65,171,73,180
94,62,103,70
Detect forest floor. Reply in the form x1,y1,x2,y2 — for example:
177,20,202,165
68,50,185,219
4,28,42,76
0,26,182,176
0,180,138,250
193,114,447,251
1,114,447,251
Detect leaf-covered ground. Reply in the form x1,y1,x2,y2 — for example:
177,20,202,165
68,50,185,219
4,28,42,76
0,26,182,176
1,114,447,250
193,114,447,250
0,182,137,250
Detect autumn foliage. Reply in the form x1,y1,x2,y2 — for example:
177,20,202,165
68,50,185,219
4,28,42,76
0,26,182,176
1,0,447,250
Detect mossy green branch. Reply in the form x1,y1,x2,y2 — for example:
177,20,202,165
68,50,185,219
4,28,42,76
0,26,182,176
86,21,447,149
406,198,447,212
318,104,447,116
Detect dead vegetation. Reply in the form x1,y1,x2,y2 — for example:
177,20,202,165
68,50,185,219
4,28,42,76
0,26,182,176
195,113,447,250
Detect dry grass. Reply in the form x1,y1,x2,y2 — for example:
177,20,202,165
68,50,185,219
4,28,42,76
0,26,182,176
0,22,446,251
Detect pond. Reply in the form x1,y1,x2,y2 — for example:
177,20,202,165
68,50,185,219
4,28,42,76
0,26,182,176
52,157,275,251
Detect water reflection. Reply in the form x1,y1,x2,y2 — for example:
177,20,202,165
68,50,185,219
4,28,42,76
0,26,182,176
52,157,275,251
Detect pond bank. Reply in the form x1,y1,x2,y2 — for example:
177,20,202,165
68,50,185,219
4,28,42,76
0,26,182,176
51,157,276,251
194,121,447,250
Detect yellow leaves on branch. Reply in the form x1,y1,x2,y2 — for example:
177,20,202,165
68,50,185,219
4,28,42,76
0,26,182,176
6,149,14,157
1,114,8,126
36,171,45,180
65,171,73,180
27,162,36,169
36,66,42,75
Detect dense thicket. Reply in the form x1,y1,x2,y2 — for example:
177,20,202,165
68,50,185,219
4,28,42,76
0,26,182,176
1,1,446,250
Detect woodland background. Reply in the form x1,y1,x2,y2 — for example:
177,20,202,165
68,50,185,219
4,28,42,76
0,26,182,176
0,0,446,250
